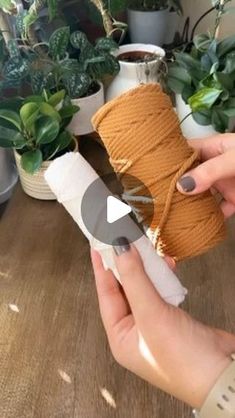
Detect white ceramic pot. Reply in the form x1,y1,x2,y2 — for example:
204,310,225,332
176,94,217,139
68,82,104,136
127,8,169,46
106,44,165,102
0,149,18,204
164,11,181,45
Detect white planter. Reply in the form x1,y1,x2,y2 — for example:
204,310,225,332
0,149,18,204
127,8,169,46
106,44,165,102
164,11,181,45
68,82,104,136
176,94,217,139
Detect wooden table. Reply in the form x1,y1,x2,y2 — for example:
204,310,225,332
0,139,235,418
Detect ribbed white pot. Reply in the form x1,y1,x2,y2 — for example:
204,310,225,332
106,44,165,102
68,82,104,135
0,149,18,204
14,137,78,200
127,8,169,46
176,94,217,139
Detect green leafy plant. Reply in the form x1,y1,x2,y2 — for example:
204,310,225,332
167,33,235,132
30,27,120,98
0,89,79,173
127,0,183,14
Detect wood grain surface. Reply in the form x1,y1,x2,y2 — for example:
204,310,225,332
0,138,234,418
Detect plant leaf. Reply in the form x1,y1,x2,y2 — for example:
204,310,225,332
217,34,235,58
211,108,228,133
20,103,39,130
0,109,21,130
59,105,80,119
95,37,119,52
0,126,25,148
35,116,60,145
21,149,43,174
214,72,233,90
192,109,212,126
39,103,61,122
49,26,70,60
188,87,222,112
193,34,212,52
47,90,66,107
70,31,89,50
167,65,192,94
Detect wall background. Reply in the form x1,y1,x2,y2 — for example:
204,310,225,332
180,0,235,38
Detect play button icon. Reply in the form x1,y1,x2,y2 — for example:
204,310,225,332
107,196,132,224
81,172,154,245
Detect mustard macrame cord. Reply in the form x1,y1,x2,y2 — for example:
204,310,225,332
92,84,226,261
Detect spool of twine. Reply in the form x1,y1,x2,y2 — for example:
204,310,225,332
92,84,226,261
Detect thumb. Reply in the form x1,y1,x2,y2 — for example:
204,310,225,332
177,150,235,195
112,237,166,322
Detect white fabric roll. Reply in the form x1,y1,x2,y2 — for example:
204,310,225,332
45,152,187,306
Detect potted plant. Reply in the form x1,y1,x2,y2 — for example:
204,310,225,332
167,32,235,137
0,89,79,200
127,0,183,46
106,43,165,101
23,27,120,135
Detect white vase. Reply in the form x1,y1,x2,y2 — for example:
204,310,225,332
68,82,104,136
106,44,165,102
0,149,18,204
176,94,217,139
127,8,169,46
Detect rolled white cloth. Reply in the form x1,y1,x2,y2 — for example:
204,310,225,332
45,152,187,306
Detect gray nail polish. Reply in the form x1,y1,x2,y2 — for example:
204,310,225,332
113,237,130,256
178,176,196,193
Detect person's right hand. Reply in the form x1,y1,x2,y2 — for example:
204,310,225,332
177,133,235,218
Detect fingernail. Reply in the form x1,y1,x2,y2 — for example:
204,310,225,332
113,237,130,256
178,176,196,192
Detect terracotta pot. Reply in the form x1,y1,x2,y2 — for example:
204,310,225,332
14,137,78,201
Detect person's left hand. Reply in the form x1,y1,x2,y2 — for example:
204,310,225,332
91,241,235,409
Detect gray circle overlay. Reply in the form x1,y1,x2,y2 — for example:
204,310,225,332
81,173,154,245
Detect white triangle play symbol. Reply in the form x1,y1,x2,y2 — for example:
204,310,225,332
107,196,132,224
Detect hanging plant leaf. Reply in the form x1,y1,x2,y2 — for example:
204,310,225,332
49,26,70,60
188,87,222,112
214,72,233,90
21,149,43,174
35,116,60,145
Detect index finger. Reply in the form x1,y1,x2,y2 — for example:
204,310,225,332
188,133,235,161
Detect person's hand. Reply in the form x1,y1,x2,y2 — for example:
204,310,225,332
91,241,235,409
177,133,235,218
